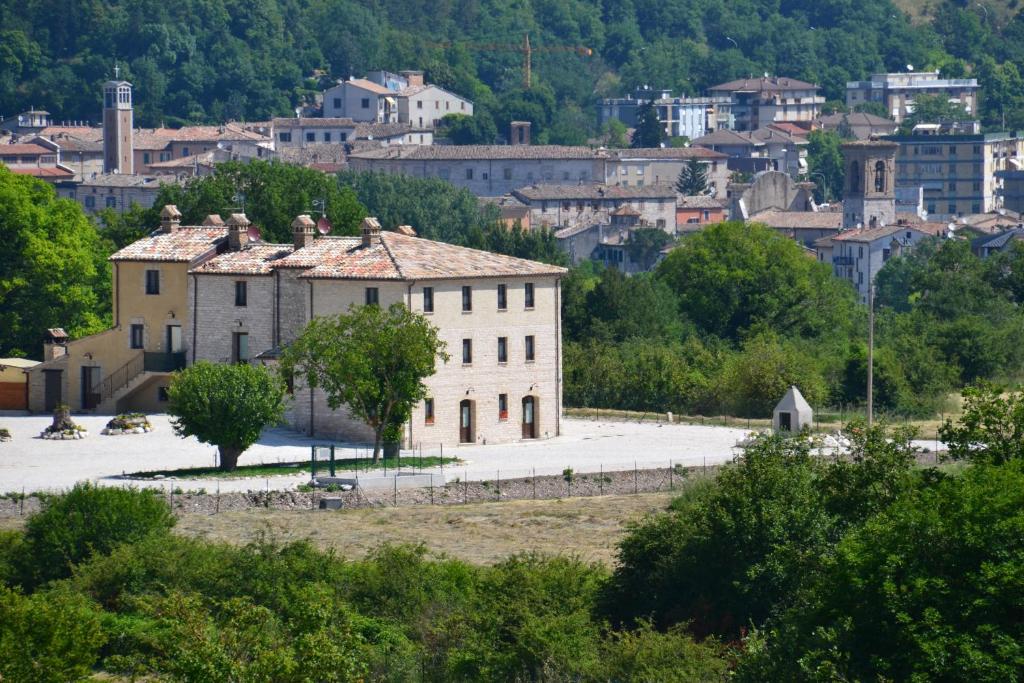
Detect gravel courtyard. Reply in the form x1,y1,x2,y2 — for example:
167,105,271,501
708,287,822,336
0,414,749,493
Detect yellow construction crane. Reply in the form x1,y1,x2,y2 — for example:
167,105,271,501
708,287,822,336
428,33,592,89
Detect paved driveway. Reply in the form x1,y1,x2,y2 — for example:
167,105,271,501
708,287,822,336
0,414,750,493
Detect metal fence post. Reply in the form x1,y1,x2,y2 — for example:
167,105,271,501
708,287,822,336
599,464,603,496
532,467,536,500
634,461,638,495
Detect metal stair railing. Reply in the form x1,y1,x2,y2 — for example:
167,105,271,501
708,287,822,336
94,352,145,405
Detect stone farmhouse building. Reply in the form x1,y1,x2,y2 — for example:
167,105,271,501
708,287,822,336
510,183,677,233
322,71,473,130
27,206,566,450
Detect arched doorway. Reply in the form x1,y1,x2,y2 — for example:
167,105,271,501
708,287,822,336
459,399,474,443
522,396,537,439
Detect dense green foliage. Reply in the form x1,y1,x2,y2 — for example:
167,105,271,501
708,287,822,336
18,482,175,587
150,160,367,243
4,0,1024,141
168,361,286,471
0,167,112,357
282,303,449,460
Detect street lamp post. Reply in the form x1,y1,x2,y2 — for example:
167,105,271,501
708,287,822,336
810,171,828,202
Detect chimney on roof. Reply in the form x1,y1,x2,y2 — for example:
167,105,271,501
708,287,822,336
510,121,531,146
400,70,424,87
227,213,250,250
361,217,382,248
203,214,224,226
292,214,316,250
160,204,182,233
395,224,416,236
42,328,69,362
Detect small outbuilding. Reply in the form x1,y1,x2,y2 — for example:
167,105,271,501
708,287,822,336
773,385,813,433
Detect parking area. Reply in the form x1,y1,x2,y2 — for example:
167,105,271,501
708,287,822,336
0,414,751,493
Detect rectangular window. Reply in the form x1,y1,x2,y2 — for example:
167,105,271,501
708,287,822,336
233,332,249,363
340,132,347,142
498,337,508,363
498,393,508,420
466,168,474,180
949,203,957,214
462,285,472,312
143,152,151,164
422,286,434,313
145,269,160,295
105,196,116,208
130,324,144,349
503,167,512,180
525,335,535,362
305,132,315,142
361,97,370,109
85,195,95,208
158,386,169,402
323,132,332,142
417,100,423,109
333,97,342,109
497,284,507,310
949,181,957,192
524,282,535,309
462,338,472,364
365,287,379,306
235,281,247,307
424,398,434,425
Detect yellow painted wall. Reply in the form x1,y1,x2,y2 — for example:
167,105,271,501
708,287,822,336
114,261,192,352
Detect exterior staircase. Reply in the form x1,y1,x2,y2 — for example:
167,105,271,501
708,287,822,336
90,351,186,414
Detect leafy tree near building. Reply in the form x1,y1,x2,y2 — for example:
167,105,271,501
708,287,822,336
439,112,498,145
0,167,111,358
167,362,286,472
805,130,845,202
897,93,971,134
674,158,708,196
282,303,448,462
625,227,674,271
854,101,891,118
631,100,665,148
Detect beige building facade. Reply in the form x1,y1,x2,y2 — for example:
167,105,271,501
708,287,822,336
188,216,565,449
846,72,978,123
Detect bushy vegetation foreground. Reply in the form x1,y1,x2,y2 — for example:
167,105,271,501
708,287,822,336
2,386,1023,681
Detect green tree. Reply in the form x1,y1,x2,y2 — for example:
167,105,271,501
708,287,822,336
674,158,708,196
854,101,891,118
152,161,366,243
940,383,1024,466
440,112,497,144
898,93,971,134
167,362,286,471
656,221,855,342
631,100,665,148
20,482,174,586
602,119,629,148
719,333,827,418
282,303,448,461
624,227,673,271
0,167,111,358
739,460,1024,681
805,130,845,202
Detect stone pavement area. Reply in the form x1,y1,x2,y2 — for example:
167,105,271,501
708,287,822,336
0,413,750,494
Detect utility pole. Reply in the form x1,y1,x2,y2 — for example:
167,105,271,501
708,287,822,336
867,283,874,426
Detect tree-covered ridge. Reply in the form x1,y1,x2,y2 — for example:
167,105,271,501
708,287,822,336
3,0,1023,139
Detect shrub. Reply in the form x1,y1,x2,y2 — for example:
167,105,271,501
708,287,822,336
0,584,106,682
21,482,174,586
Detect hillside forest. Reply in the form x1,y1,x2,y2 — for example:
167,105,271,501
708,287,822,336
2,0,1024,143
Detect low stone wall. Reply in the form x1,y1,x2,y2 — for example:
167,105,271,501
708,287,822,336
0,466,708,518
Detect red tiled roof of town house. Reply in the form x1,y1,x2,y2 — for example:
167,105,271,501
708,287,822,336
9,167,75,179
192,243,295,275
678,195,726,209
276,230,567,280
0,143,52,155
110,227,228,262
832,224,930,242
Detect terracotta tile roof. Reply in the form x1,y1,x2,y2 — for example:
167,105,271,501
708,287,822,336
277,144,348,166
148,123,269,142
272,117,357,128
749,210,843,229
692,130,763,148
710,76,819,92
832,224,929,243
9,166,75,179
353,122,422,138
276,231,566,280
512,183,676,201
0,144,51,155
110,227,227,262
192,243,294,275
346,78,394,95
78,173,181,188
350,145,724,162
38,126,103,141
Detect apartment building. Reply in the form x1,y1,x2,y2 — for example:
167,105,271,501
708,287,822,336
348,145,728,197
846,71,979,123
821,224,935,302
708,76,824,131
887,130,1023,220
322,70,473,130
271,117,432,148
189,216,565,448
599,88,734,139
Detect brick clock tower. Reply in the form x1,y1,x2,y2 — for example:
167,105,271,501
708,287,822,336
841,139,897,229
103,78,134,174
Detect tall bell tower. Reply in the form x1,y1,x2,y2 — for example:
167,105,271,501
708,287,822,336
103,72,134,174
841,139,897,229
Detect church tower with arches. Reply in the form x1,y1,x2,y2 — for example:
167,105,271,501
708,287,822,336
841,139,897,229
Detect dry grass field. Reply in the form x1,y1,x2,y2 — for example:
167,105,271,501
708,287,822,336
174,492,677,566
